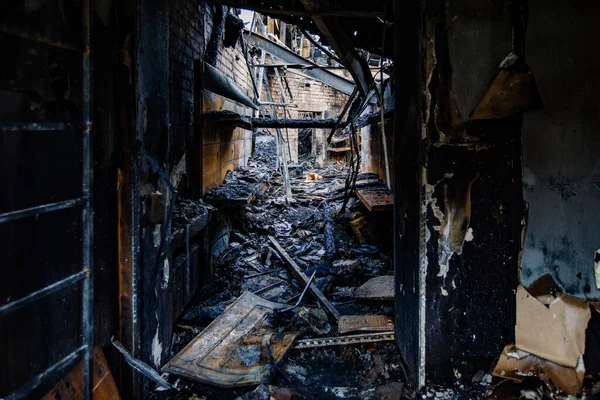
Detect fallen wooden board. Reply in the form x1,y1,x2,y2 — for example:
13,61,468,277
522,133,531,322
354,276,394,300
327,146,351,152
356,189,393,212
43,348,121,400
268,235,340,321
338,315,394,334
163,292,298,388
350,215,370,245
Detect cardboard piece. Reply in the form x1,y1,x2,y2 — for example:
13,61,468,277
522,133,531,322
492,344,585,396
515,285,591,368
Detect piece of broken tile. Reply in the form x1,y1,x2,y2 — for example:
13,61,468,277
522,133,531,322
163,292,299,388
492,344,585,396
515,285,591,368
354,276,394,300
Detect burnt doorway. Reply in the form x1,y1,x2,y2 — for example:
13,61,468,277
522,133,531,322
298,111,315,161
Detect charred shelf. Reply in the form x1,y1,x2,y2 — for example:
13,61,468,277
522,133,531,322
171,209,211,251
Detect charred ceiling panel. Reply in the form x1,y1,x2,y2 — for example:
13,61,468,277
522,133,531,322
521,0,600,300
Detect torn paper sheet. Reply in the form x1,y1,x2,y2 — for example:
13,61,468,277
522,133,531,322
515,285,591,368
492,344,585,396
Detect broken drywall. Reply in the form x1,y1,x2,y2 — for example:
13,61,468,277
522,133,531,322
492,344,585,396
515,285,591,368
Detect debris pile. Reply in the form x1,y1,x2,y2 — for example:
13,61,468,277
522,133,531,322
147,141,600,399
149,141,405,399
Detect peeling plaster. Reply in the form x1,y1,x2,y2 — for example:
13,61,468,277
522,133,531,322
422,20,437,140
464,227,474,242
153,225,162,248
436,171,478,279
152,326,163,367
161,258,170,289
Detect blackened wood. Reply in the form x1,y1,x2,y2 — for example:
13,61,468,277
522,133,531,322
267,236,340,321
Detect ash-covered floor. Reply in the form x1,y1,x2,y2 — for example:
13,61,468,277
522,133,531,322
147,133,599,400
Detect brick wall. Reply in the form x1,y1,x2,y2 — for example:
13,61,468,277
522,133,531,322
169,0,204,167
169,1,255,192
200,91,253,193
265,65,349,165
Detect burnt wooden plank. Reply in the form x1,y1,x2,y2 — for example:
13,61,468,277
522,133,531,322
170,211,211,252
267,236,340,321
356,189,393,212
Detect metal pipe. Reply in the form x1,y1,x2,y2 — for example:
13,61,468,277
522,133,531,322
262,73,292,200
112,339,175,390
0,197,86,224
240,35,260,101
258,101,297,107
327,86,358,145
298,27,342,65
276,270,317,313
4,346,87,400
245,30,355,95
0,270,87,317
0,24,81,52
0,122,72,131
81,0,94,397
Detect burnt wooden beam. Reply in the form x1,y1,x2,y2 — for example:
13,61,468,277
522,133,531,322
207,0,385,18
268,236,340,321
252,116,346,128
300,0,374,98
393,0,423,389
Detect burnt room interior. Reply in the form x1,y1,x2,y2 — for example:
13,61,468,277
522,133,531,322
1,0,600,399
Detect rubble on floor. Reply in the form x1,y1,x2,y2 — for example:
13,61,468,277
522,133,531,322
148,147,600,399
150,145,403,399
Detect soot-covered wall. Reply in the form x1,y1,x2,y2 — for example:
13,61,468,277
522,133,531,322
413,0,523,385
520,0,600,300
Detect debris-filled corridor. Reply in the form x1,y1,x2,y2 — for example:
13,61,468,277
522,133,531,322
1,0,600,399
152,145,404,399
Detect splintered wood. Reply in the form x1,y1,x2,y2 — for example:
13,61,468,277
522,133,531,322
42,348,121,400
356,189,393,212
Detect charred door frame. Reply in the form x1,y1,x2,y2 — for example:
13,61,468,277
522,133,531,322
0,1,95,398
393,0,425,389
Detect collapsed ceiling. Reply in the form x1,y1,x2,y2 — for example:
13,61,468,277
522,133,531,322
207,0,395,59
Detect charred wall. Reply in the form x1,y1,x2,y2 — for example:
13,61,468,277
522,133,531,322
416,0,522,384
520,0,600,300
266,67,349,164
0,1,120,396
